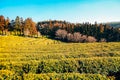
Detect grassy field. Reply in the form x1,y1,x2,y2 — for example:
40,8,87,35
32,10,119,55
0,35,120,80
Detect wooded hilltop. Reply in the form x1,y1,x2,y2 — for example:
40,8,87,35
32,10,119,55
0,15,120,42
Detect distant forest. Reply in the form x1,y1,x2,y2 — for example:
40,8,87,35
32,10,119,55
0,15,120,42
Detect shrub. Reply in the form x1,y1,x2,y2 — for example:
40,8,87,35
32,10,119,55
23,73,114,80
0,70,14,80
22,64,31,74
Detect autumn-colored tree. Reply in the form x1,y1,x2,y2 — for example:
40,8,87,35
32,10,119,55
0,15,5,34
24,18,37,36
4,17,10,35
49,20,53,29
99,24,104,33
0,15,119,42
30,21,37,35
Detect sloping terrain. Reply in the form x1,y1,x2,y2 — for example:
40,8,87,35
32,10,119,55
0,36,120,80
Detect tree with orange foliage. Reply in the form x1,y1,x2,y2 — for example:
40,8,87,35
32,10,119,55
99,24,104,33
24,18,37,36
5,17,10,34
0,15,5,35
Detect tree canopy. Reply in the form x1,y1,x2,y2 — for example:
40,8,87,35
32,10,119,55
0,15,120,42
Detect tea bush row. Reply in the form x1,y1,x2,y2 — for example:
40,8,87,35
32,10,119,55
0,57,120,75
0,70,115,80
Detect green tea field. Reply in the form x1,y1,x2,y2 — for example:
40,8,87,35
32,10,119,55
0,35,120,80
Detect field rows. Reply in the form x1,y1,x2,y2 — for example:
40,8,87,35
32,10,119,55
0,36,120,79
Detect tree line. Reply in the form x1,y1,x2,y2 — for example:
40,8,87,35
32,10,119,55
0,15,38,37
37,20,120,42
0,15,120,42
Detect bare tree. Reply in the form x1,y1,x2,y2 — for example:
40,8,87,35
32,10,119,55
86,36,97,42
67,33,73,42
79,35,87,42
73,32,81,42
55,29,67,40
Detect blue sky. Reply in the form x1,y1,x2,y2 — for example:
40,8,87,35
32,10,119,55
0,0,120,23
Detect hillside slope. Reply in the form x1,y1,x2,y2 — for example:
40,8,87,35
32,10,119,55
0,36,120,80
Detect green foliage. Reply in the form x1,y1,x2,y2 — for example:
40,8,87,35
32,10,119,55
1,15,120,41
37,21,120,42
22,64,31,74
0,70,15,80
23,73,114,80
0,36,120,79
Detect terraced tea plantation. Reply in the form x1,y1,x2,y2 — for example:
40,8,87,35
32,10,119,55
0,35,120,80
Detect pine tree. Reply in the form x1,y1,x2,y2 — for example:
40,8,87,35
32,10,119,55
20,17,24,35
14,16,21,35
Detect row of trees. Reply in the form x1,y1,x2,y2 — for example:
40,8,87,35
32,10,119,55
0,16,10,34
0,15,38,36
0,15,120,42
56,29,97,42
37,20,120,42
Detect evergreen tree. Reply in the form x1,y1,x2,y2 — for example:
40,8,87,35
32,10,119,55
14,16,21,35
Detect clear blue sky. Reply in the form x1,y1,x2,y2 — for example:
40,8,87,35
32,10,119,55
0,0,120,23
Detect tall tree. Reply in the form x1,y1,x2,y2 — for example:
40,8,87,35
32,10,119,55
4,17,10,34
99,24,104,33
0,15,5,35
20,17,24,35
24,18,37,36
14,16,21,35
9,20,15,31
